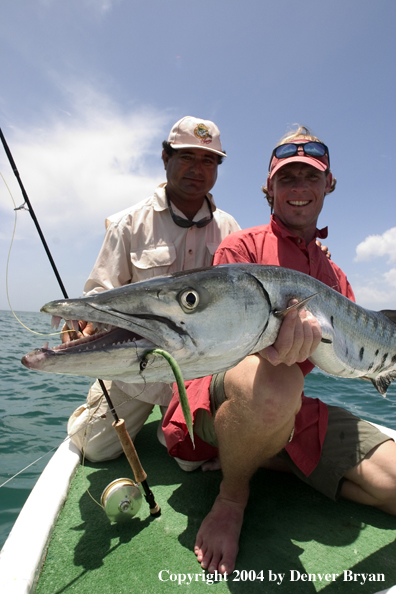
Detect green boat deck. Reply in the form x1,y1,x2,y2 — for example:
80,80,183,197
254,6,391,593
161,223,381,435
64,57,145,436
36,408,396,594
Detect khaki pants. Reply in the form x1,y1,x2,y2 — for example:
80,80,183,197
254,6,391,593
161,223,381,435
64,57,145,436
68,379,168,463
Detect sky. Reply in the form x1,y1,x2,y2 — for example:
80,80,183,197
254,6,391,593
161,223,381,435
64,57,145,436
0,0,395,318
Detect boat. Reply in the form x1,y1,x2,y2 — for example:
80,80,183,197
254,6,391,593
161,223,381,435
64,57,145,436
1,407,396,594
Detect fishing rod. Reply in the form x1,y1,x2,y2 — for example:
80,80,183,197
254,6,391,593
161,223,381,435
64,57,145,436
0,127,160,518
0,128,68,299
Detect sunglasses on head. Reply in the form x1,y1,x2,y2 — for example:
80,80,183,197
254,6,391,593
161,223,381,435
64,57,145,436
269,141,330,171
167,196,213,228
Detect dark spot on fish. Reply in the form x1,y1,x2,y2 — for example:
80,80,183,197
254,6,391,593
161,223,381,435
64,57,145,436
359,347,364,361
381,353,388,366
330,316,334,328
321,338,332,344
345,346,349,357
392,355,396,364
368,362,374,371
375,349,379,357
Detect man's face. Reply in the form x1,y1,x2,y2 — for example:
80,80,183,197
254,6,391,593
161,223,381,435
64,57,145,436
162,148,218,204
268,162,333,237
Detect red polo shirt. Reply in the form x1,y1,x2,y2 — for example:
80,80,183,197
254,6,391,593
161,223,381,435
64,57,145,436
163,216,355,476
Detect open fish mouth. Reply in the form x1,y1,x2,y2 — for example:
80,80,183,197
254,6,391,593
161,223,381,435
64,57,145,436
22,317,156,368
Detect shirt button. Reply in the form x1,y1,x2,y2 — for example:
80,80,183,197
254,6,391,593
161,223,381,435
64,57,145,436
188,249,193,255
297,238,302,244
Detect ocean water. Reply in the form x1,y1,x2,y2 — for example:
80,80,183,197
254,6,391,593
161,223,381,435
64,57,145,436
0,310,92,549
1,308,396,550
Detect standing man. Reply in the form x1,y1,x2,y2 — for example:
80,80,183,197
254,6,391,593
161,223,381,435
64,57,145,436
163,126,396,573
67,116,240,464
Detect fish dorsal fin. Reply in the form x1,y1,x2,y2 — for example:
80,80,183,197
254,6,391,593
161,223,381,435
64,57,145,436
379,310,396,325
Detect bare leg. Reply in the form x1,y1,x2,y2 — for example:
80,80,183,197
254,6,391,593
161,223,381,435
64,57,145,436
341,440,396,515
194,354,304,574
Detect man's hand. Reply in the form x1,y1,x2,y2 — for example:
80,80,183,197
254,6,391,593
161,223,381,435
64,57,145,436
316,240,331,259
259,299,322,366
61,321,97,343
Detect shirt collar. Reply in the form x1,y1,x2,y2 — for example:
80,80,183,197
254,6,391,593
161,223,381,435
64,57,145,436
153,183,217,214
270,215,328,243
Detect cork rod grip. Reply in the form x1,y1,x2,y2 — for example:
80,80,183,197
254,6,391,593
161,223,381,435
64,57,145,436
112,418,147,484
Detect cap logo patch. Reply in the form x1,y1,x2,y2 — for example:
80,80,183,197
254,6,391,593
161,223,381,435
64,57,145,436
194,124,213,145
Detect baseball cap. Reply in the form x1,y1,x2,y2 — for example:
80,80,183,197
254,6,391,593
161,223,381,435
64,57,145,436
269,140,330,179
168,116,226,157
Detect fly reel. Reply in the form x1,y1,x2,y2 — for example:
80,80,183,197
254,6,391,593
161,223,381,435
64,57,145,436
101,478,143,522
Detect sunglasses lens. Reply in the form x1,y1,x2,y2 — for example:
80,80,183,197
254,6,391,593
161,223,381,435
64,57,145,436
304,142,326,157
274,144,298,159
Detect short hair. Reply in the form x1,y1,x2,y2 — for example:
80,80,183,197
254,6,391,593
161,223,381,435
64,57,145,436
262,125,336,209
162,140,224,164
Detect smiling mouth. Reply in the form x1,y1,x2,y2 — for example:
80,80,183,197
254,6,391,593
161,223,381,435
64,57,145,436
288,200,310,206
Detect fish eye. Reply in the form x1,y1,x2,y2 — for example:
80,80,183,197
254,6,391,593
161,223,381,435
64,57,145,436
179,289,199,311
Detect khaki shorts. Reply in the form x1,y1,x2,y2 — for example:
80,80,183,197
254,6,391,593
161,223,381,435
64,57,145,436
193,372,392,501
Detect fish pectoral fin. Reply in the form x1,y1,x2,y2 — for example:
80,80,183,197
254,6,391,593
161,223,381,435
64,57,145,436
274,293,319,319
379,309,396,325
364,370,396,397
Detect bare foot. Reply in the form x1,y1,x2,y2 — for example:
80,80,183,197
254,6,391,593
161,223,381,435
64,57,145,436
194,494,246,574
201,456,221,471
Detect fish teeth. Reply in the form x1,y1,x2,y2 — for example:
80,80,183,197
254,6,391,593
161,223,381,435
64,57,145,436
51,315,62,329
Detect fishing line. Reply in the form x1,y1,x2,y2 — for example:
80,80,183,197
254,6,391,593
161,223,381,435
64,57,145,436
1,171,70,339
0,378,155,490
80,393,106,511
0,438,69,489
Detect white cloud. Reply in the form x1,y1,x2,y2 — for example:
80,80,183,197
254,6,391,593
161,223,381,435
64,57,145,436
355,227,396,263
384,268,396,288
352,228,396,308
0,85,168,243
353,282,396,309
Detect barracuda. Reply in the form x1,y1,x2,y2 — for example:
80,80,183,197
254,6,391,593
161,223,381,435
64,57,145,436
22,264,396,396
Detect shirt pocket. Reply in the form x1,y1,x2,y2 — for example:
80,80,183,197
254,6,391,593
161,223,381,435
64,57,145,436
206,243,219,255
130,244,177,280
204,242,220,265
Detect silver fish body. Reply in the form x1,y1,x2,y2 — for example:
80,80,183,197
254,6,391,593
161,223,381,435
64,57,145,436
21,264,396,395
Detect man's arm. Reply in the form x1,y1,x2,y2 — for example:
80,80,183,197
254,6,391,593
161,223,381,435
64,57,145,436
62,220,133,342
